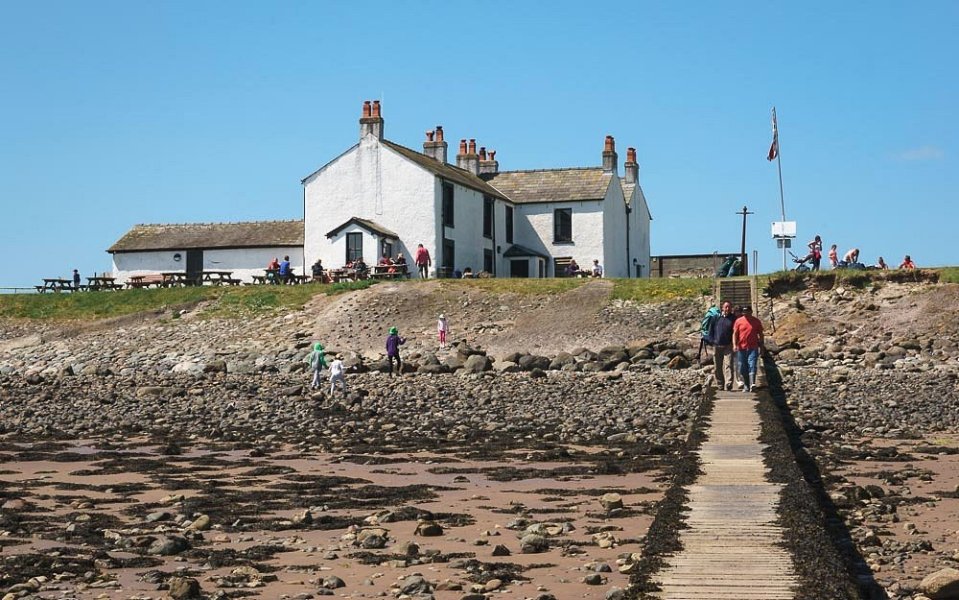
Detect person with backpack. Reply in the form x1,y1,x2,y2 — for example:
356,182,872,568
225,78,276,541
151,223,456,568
732,305,764,392
698,305,721,360
385,326,406,377
708,301,738,391
307,342,328,389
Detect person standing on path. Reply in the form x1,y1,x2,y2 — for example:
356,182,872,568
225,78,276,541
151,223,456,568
437,314,449,349
708,301,738,391
385,327,406,377
732,306,764,392
807,235,823,271
307,343,327,389
415,244,431,279
328,355,346,395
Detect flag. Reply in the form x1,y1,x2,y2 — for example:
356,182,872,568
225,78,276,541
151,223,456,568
767,107,779,161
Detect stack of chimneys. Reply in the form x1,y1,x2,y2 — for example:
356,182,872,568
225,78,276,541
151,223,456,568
423,126,447,163
359,100,384,140
456,138,480,175
478,147,498,175
624,147,639,184
602,135,618,172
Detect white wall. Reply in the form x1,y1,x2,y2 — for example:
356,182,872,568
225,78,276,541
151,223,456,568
303,137,437,277
601,175,629,278
515,200,606,276
435,181,501,276
630,186,652,278
111,247,303,284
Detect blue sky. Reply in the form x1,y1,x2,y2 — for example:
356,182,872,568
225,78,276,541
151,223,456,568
2,1,956,287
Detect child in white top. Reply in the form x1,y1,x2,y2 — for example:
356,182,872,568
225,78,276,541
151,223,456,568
329,358,346,395
437,314,449,348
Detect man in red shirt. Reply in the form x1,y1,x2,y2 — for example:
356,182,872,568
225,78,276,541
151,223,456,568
732,305,764,392
414,244,432,279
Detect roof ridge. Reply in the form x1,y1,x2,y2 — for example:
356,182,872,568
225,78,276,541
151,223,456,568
493,166,604,175
132,219,304,228
382,139,479,178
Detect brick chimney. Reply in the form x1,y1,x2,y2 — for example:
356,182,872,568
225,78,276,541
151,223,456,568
602,135,618,172
359,99,384,140
624,147,639,184
456,138,480,175
478,147,499,175
423,125,448,162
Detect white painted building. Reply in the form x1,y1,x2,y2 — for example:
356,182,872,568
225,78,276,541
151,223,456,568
108,100,652,281
108,221,303,284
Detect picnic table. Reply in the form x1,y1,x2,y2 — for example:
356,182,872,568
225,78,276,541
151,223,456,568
370,264,409,279
126,274,166,289
36,278,75,293
198,271,240,286
328,268,359,283
161,272,200,287
87,276,123,291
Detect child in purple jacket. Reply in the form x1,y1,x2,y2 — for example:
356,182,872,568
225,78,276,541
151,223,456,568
386,327,406,377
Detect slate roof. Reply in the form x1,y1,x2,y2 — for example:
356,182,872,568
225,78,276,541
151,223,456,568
326,217,398,239
381,140,509,201
108,220,304,253
483,168,612,204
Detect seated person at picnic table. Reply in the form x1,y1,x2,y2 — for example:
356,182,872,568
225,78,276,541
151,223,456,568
591,259,604,277
311,259,326,281
278,255,292,283
462,267,473,279
354,257,369,278
565,259,580,276
266,257,280,283
379,255,392,266
394,252,407,268
899,255,916,269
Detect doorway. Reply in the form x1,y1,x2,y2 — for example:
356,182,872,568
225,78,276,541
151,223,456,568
186,250,203,284
510,259,529,278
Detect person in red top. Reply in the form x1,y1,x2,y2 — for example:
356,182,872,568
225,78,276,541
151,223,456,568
899,255,916,270
414,244,432,279
732,305,764,392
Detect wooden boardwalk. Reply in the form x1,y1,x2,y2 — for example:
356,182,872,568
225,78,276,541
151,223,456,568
651,391,798,599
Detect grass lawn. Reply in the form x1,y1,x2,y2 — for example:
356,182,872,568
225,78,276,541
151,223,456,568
611,278,712,302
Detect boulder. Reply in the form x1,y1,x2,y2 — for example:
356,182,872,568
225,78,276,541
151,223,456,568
462,354,492,374
921,568,959,599
167,577,202,599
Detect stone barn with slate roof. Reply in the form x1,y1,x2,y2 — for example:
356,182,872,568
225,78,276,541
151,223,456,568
109,100,651,281
108,221,303,284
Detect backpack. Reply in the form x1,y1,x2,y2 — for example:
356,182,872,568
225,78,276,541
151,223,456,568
700,306,721,345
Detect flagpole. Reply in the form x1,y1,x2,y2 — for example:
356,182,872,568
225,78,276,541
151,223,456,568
773,107,787,271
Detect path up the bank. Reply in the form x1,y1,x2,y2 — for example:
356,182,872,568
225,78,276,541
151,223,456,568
651,391,798,599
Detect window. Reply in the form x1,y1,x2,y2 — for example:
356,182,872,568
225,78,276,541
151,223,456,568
483,196,494,238
346,232,363,263
484,249,494,273
505,205,514,244
442,238,455,275
381,240,393,260
442,182,454,227
554,208,572,243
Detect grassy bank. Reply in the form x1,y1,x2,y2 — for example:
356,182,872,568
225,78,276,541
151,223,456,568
0,281,377,320
611,278,712,302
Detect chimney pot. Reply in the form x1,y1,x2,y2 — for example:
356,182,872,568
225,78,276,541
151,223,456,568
604,135,615,152
626,147,637,163
435,126,444,142
371,100,381,118
426,130,435,142
479,147,487,160
468,139,477,154
602,135,618,172
362,100,372,118
490,150,496,161
459,139,468,155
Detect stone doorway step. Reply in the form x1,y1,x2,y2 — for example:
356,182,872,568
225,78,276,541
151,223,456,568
650,391,798,599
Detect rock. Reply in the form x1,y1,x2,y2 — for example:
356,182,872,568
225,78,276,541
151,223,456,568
415,521,444,536
599,493,624,512
520,534,548,553
188,514,211,531
462,354,492,374
167,577,202,599
147,535,190,556
485,578,503,591
667,355,690,369
171,362,204,376
583,573,604,585
322,575,346,589
400,574,432,595
606,587,626,600
204,359,228,373
491,544,511,556
921,568,959,599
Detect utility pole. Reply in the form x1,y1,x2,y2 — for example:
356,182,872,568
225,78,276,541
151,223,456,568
737,205,753,275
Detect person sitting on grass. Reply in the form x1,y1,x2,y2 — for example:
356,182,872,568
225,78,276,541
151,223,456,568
899,255,916,269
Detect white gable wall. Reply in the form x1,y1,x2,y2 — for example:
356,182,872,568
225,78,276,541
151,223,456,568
601,176,629,278
437,182,511,276
515,200,605,276
630,186,652,277
111,247,303,284
304,137,437,274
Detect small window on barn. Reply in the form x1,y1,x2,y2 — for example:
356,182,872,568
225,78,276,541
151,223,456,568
554,208,572,243
346,232,363,264
442,182,454,228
